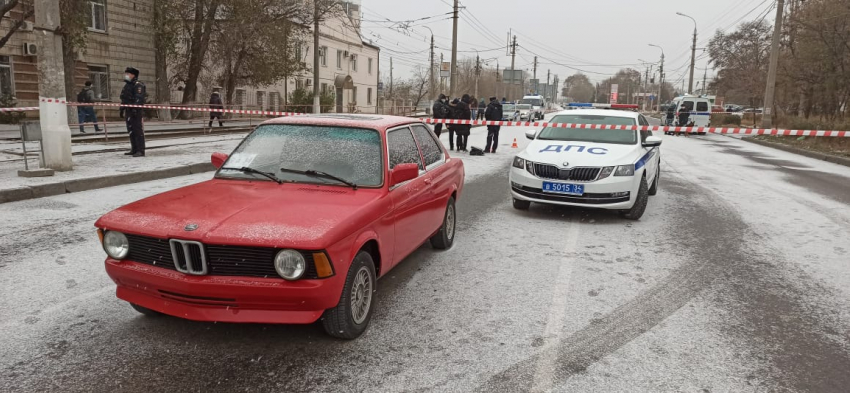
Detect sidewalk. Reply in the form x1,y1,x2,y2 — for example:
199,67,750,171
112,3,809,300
0,119,258,140
0,135,243,203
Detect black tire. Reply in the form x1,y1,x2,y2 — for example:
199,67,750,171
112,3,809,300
322,251,376,339
430,197,456,250
648,167,660,196
513,198,531,210
130,303,162,317
620,176,649,220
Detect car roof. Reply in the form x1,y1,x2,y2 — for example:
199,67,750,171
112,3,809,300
553,108,640,119
261,114,421,131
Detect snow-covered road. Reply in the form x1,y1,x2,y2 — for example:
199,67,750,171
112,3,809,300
1,121,849,392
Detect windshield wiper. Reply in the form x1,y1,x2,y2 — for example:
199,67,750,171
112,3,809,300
221,166,283,184
279,167,358,189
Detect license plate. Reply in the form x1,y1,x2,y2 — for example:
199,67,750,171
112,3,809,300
542,182,584,196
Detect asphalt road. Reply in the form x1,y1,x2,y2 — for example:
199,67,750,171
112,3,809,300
2,118,850,392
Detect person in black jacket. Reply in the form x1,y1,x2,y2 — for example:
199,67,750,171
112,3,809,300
484,97,503,153
209,91,224,128
119,67,146,157
431,94,448,137
454,94,472,152
665,103,675,127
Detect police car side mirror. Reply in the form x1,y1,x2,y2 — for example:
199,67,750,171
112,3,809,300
525,130,537,140
642,136,662,147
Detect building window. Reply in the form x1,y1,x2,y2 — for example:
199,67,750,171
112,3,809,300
256,91,266,110
367,88,372,105
368,58,373,75
235,89,246,108
320,46,327,67
321,83,328,94
336,50,343,69
87,65,109,100
87,0,107,32
296,79,303,90
351,54,358,72
0,56,13,97
352,86,357,103
295,43,303,63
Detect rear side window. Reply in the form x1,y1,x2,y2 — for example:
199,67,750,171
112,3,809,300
387,128,424,170
696,101,709,112
682,101,694,111
410,125,444,167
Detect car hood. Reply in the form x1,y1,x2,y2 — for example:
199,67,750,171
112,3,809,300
522,139,642,167
95,179,385,249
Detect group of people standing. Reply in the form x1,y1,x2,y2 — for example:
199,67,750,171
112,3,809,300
431,94,504,154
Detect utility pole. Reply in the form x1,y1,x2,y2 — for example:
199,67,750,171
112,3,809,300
389,57,393,103
440,53,444,93
509,35,517,100
496,61,501,99
762,0,785,128
643,66,650,111
689,30,697,94
474,55,481,98
429,34,435,100
546,69,550,99
702,68,707,95
532,56,537,94
449,0,459,97
35,0,72,170
312,0,321,113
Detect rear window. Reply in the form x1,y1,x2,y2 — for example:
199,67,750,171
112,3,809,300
696,102,709,112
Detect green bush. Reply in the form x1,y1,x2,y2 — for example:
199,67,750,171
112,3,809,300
288,89,335,113
0,94,26,124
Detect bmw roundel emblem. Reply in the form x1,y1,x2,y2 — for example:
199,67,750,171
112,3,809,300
184,223,199,231
563,162,570,167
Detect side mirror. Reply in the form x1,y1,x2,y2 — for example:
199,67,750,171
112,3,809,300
390,163,419,187
211,152,228,169
643,136,663,147
525,129,537,140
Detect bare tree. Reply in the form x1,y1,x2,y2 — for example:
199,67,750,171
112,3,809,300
0,0,34,50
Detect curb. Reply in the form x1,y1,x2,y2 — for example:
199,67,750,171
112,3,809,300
741,137,850,168
0,162,215,204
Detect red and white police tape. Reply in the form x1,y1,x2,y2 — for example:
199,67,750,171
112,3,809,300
0,99,845,138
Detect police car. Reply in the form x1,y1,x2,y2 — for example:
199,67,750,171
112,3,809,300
509,103,662,220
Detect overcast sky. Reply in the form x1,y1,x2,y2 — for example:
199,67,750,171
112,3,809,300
360,0,776,88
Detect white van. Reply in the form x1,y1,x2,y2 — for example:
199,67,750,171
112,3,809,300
519,95,546,120
672,95,711,135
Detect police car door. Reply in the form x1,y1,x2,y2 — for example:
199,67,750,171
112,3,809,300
693,99,711,127
638,115,658,182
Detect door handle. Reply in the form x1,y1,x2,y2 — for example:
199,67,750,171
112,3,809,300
424,178,432,185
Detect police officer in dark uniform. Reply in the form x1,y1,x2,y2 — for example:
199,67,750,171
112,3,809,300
120,67,147,157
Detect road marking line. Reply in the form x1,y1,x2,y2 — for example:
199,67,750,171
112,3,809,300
531,219,580,392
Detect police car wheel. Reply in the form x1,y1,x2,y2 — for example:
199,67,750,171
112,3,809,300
620,176,649,220
430,197,456,250
648,167,660,196
513,198,531,210
130,303,162,317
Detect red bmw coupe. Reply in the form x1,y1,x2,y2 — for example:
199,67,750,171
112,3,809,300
95,114,464,339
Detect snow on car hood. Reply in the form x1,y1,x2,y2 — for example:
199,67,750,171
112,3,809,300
95,179,385,249
521,139,643,167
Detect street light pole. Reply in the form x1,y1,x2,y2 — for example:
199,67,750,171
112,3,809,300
676,12,697,94
449,0,459,97
649,44,665,111
423,26,436,101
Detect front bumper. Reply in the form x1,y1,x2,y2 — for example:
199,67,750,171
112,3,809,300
105,259,344,324
509,166,638,209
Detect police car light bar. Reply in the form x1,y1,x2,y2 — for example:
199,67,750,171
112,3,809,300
567,103,639,109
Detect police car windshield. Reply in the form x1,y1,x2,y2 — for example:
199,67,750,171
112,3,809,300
503,104,516,111
519,98,543,106
537,114,637,145
217,124,383,186
517,104,532,110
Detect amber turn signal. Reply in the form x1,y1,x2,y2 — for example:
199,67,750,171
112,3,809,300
97,228,104,244
312,252,334,278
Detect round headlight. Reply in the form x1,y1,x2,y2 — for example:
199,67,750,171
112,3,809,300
103,231,129,260
274,249,306,280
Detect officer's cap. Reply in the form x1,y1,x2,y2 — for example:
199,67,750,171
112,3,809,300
125,67,140,76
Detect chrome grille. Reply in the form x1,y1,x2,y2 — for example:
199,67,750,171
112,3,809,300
170,239,208,275
532,163,600,181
